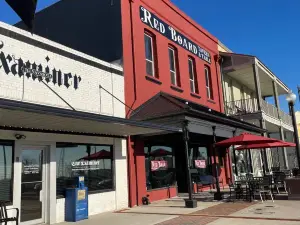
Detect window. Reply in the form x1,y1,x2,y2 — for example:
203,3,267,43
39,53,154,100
145,146,176,190
205,66,213,99
0,141,13,202
168,46,179,86
188,57,198,93
56,143,113,197
144,32,156,77
190,146,212,176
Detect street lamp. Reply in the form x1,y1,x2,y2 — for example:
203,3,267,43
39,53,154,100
286,91,300,168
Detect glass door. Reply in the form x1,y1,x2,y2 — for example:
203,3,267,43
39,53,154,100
21,148,46,225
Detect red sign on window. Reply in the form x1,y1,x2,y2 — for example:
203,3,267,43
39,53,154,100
151,160,168,171
195,160,206,168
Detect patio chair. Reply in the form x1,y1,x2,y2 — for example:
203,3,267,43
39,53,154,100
253,176,274,203
271,167,280,172
273,172,287,194
229,180,244,201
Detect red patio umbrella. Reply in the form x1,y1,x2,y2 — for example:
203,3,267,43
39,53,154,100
215,132,280,177
236,140,296,171
215,132,279,147
150,149,171,156
80,150,111,160
235,140,296,150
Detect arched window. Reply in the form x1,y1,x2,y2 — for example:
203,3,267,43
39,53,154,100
144,31,157,77
188,57,198,93
168,45,180,86
205,66,213,99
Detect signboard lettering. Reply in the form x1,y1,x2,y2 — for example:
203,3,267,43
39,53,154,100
140,6,211,64
0,41,81,90
151,160,168,171
195,160,206,168
23,164,40,174
71,160,101,171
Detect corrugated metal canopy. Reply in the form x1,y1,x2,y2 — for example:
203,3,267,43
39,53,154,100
0,98,181,136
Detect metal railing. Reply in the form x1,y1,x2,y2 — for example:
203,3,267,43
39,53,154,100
225,98,292,126
261,99,279,119
279,109,292,125
225,98,259,115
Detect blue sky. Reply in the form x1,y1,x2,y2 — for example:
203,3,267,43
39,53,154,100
0,0,298,112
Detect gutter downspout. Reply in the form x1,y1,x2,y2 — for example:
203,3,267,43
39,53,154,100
215,55,224,112
127,0,138,207
219,57,227,114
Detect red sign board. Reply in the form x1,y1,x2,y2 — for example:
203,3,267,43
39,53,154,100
195,160,206,168
151,160,168,171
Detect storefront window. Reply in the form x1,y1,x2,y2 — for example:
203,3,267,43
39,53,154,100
145,146,176,190
0,141,13,202
191,146,212,176
56,143,113,197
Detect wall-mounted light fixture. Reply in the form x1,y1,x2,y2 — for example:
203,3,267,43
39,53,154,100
15,134,26,140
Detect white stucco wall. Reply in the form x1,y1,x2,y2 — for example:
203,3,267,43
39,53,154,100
0,21,124,118
0,130,129,224
0,22,128,224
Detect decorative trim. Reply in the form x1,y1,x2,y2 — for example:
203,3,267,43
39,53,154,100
170,85,183,93
190,93,201,99
0,26,123,76
145,75,162,85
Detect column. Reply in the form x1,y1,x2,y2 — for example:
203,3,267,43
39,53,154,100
259,119,270,173
279,126,289,169
272,80,280,109
252,63,262,111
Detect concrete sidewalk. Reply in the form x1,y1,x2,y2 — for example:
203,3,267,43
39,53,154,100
58,199,300,225
58,199,219,225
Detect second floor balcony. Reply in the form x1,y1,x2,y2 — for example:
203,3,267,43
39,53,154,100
225,98,293,129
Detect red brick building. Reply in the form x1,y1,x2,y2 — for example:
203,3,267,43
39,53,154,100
16,0,264,208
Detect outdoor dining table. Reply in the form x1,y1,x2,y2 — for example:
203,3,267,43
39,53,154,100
235,177,262,202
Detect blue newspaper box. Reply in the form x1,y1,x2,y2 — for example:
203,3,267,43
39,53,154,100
65,176,88,222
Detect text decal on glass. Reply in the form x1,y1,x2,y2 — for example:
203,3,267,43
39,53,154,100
140,6,211,64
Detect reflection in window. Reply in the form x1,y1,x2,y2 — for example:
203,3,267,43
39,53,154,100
0,141,13,202
56,143,113,197
191,146,212,176
145,146,176,190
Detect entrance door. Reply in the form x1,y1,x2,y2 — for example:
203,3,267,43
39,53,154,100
21,147,47,225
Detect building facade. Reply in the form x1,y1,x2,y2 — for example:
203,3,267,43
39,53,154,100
218,42,297,174
15,0,264,209
0,22,179,224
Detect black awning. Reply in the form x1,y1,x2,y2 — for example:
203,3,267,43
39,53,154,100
0,98,181,137
130,92,265,136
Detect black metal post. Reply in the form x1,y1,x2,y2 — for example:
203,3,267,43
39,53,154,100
182,121,197,208
212,126,223,200
232,130,238,177
247,149,253,173
289,102,300,168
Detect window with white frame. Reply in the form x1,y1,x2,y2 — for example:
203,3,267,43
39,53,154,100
205,66,213,99
168,46,178,86
188,57,197,93
144,33,155,76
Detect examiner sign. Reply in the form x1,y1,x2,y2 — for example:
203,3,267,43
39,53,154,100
140,6,211,64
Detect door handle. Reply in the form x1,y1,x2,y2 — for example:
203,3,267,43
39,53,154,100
39,190,43,202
